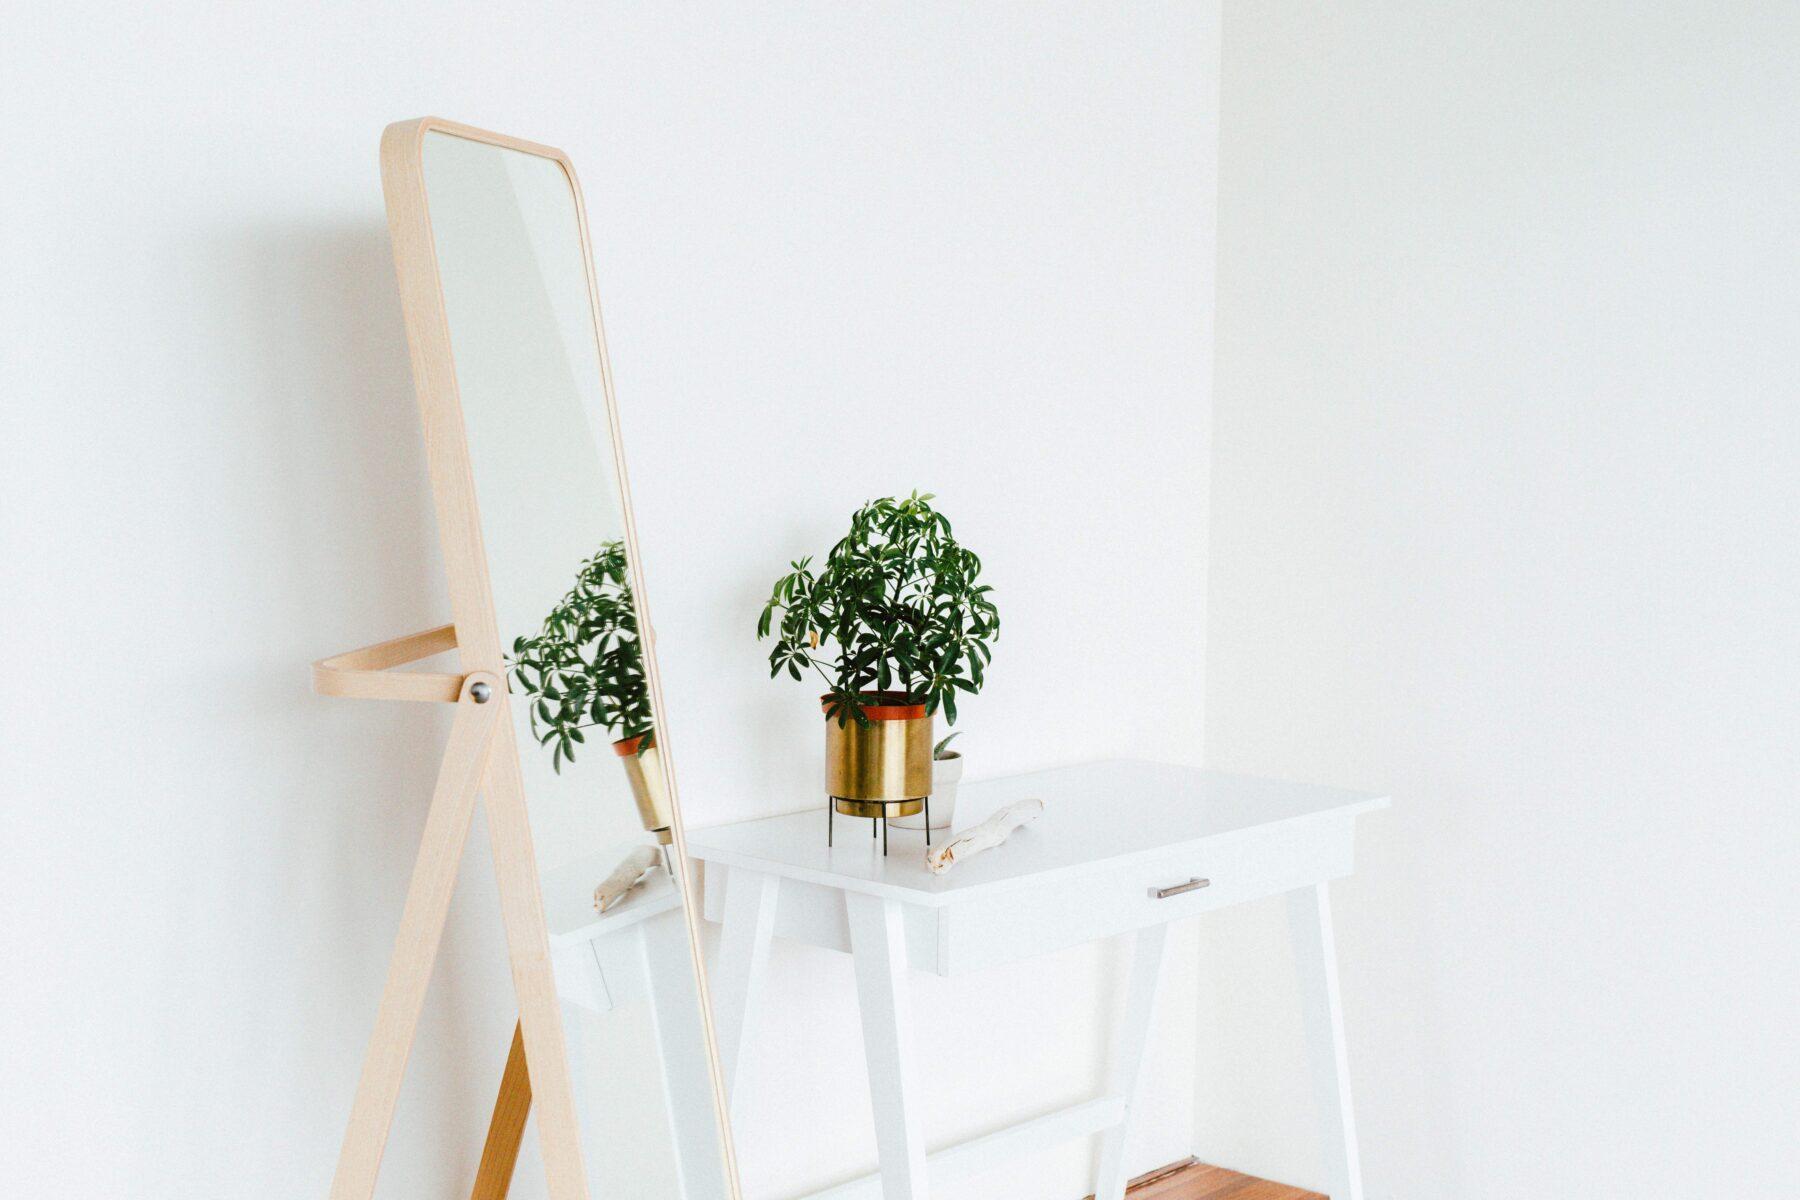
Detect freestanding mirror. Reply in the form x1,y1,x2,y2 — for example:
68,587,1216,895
314,118,737,1200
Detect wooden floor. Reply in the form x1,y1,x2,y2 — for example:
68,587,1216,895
1120,1158,1326,1200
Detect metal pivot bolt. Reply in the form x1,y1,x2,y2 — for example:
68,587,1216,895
470,681,492,704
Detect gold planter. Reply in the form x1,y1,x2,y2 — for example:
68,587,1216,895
614,735,673,845
823,693,932,818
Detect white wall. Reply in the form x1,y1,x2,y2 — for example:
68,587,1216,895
593,8,1218,1198
1,5,1216,1200
1202,3,1800,1197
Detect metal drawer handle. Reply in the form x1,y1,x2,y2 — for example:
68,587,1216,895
1153,877,1211,899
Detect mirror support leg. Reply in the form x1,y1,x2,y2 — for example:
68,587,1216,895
470,1022,532,1200
328,674,503,1200
481,732,592,1200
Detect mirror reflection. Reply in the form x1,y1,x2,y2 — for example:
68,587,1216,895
421,130,727,1200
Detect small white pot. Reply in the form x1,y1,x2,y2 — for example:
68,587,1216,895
894,752,961,831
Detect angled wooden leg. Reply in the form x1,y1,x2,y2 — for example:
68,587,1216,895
470,1022,531,1200
846,892,928,1200
710,867,780,1121
1093,923,1170,1200
329,674,502,1200
481,732,590,1200
1289,883,1364,1200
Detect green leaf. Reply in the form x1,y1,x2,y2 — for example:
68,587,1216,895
756,492,995,723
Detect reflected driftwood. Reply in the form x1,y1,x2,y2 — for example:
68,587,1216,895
594,845,662,912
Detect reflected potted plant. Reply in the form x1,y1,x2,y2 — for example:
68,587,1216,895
758,492,998,835
509,540,670,844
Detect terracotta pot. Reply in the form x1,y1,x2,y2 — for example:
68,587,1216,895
613,734,672,845
822,693,932,818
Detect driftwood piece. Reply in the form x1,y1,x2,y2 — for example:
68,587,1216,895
594,845,662,913
925,797,1044,875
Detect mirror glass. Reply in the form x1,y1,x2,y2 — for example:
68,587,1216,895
421,130,728,1199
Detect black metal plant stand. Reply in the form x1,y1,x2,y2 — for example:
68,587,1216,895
828,794,931,856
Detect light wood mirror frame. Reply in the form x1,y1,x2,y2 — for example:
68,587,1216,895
314,117,739,1200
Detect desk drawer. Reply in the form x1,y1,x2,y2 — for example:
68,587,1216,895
936,816,1356,975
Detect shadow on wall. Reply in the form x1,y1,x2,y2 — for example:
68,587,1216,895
195,219,510,1191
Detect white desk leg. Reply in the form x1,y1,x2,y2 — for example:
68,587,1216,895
642,909,732,1200
711,867,780,1116
1288,882,1364,1200
1093,923,1170,1200
845,892,929,1200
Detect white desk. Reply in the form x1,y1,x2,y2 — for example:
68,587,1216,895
688,759,1387,1200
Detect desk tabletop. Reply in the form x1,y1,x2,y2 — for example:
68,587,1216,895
685,759,1387,906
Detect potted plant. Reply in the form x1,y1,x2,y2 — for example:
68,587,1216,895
758,492,998,832
508,540,670,844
